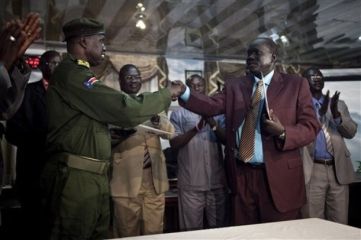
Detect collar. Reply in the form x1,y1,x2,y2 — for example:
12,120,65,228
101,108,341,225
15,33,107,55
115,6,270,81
254,70,274,86
312,95,324,106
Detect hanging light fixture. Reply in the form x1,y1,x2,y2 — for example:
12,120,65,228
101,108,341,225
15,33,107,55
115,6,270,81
135,2,146,30
136,18,146,30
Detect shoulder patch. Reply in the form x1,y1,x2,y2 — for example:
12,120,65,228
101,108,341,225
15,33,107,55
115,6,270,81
77,59,90,68
83,77,99,89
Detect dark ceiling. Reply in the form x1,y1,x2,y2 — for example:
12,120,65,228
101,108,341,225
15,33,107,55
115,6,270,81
1,0,361,68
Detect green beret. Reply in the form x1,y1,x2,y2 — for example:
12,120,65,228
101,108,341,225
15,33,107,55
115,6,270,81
63,17,105,41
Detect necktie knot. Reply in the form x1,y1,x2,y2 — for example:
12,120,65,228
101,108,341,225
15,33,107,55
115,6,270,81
251,80,263,106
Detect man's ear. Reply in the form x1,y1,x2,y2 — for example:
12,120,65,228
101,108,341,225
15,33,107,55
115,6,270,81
79,36,88,49
271,53,277,64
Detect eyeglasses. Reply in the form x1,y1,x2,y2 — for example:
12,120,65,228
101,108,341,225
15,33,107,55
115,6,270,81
125,75,141,81
310,75,322,80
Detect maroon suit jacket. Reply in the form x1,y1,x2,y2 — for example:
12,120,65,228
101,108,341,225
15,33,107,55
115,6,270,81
180,71,320,213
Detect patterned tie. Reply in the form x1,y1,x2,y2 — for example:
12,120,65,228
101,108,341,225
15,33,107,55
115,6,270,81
320,116,334,155
143,144,151,169
239,80,264,162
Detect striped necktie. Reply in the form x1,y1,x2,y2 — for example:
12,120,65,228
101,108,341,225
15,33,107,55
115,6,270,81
143,144,151,169
320,115,334,155
239,80,263,162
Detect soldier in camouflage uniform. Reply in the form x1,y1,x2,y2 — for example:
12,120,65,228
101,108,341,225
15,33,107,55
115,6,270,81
41,17,184,240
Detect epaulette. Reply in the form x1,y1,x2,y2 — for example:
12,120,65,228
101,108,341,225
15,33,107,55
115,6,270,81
77,59,90,68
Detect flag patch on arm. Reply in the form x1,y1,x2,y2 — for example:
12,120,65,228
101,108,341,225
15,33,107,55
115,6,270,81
83,77,99,89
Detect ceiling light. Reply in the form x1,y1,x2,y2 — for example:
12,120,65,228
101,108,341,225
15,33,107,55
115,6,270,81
358,35,361,41
280,35,289,46
269,32,279,42
135,3,147,30
136,13,145,19
136,19,146,30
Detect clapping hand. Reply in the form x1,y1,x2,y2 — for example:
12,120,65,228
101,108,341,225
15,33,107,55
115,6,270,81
0,12,41,70
18,12,41,58
330,91,341,118
0,20,25,70
319,90,330,116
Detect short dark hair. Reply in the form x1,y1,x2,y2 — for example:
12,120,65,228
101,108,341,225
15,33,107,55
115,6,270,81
302,66,323,78
186,74,204,87
119,64,138,80
39,50,60,69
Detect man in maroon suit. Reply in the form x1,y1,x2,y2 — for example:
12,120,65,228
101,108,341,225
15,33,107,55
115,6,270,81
178,37,320,225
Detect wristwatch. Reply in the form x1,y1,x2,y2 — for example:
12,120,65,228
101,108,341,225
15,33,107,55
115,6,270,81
278,130,286,140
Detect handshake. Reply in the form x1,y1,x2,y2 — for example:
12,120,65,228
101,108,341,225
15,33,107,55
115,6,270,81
166,80,186,101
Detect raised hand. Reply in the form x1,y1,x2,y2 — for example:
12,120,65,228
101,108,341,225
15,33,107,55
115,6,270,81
17,12,42,58
0,20,26,70
0,12,41,70
330,91,341,118
319,90,330,116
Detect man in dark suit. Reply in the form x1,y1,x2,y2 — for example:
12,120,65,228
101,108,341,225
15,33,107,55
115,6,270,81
5,50,61,238
178,37,320,225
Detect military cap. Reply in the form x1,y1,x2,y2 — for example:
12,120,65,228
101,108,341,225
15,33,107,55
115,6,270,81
63,17,105,41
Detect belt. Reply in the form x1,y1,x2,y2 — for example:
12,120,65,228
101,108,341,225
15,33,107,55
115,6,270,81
314,158,334,165
64,154,109,175
238,160,265,169
244,163,265,168
234,149,265,168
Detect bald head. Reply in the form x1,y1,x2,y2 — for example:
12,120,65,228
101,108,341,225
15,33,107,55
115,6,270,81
246,37,278,78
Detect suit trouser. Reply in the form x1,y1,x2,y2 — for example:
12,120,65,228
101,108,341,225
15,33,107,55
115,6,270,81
233,164,301,225
112,167,165,237
303,163,349,224
178,187,227,231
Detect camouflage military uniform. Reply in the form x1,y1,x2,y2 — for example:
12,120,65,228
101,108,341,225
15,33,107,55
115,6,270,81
42,53,171,239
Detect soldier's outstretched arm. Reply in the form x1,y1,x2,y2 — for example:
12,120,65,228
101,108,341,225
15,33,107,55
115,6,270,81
60,72,176,128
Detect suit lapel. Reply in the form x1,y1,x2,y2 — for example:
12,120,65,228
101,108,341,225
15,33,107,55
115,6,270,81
242,75,254,102
267,71,285,108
